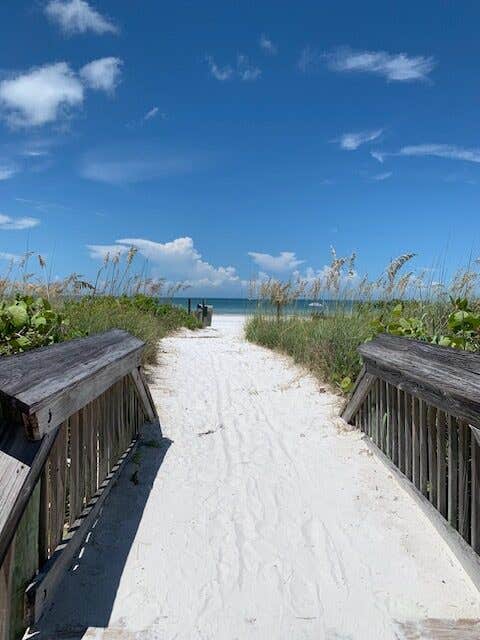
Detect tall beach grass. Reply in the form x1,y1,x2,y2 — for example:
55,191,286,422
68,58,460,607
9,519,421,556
245,250,480,393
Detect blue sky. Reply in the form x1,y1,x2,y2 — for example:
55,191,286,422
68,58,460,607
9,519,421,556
0,0,479,295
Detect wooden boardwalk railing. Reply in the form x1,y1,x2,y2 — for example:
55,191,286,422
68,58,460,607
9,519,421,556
342,333,480,588
0,330,158,639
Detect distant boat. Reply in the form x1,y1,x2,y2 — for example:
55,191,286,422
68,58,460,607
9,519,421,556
308,302,324,308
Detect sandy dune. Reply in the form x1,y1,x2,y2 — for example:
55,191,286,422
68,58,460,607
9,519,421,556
38,315,480,639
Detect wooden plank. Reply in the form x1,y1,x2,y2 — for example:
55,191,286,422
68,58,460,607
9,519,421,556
419,399,428,497
374,379,380,446
378,379,386,453
471,425,480,553
427,405,438,506
97,393,108,485
386,382,392,458
49,425,67,554
436,411,447,519
0,539,15,640
341,366,376,424
391,384,399,466
32,348,143,439
68,413,81,526
448,415,458,529
9,482,40,640
404,393,413,481
0,329,143,408
0,424,58,568
26,437,139,625
361,334,480,429
38,466,49,566
459,420,471,542
411,396,420,489
397,388,405,474
138,367,160,426
83,406,92,504
129,368,157,424
89,401,98,498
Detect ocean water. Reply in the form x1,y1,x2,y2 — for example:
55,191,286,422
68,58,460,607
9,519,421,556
165,297,350,316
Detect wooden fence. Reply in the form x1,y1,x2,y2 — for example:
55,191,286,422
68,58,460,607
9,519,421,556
0,330,158,639
342,333,480,587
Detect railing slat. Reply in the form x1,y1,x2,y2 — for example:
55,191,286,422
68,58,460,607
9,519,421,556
471,427,480,553
404,393,412,481
398,388,405,474
447,415,458,529
436,411,447,518
458,421,471,542
48,425,67,554
419,399,428,497
412,396,420,489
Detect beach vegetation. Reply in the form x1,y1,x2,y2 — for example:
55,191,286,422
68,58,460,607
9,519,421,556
246,250,480,394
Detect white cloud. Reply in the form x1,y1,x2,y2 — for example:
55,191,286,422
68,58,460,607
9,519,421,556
371,150,386,163
45,0,118,35
297,46,318,73
399,144,480,163
144,107,159,121
326,47,435,82
0,58,122,128
259,34,277,55
248,251,305,273
88,236,240,290
371,171,392,181
206,55,261,82
236,55,262,81
0,62,84,127
0,213,40,230
337,129,383,150
80,152,196,184
0,165,18,180
80,57,122,93
206,56,234,81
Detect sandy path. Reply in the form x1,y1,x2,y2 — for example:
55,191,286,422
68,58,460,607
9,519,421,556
38,315,480,639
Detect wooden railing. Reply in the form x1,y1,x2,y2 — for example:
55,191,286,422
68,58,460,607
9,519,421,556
0,330,158,639
342,333,480,587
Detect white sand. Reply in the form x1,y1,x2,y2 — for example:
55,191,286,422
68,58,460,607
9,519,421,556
38,314,480,639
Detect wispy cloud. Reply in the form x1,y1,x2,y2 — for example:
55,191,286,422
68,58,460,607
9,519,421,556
370,150,386,163
236,55,262,81
45,0,118,35
326,47,435,82
80,57,122,93
0,213,40,230
259,34,277,55
0,251,22,262
88,236,240,290
0,165,18,180
297,46,318,73
206,55,261,82
371,171,392,181
206,56,234,81
337,129,383,150
144,107,160,121
248,251,304,273
80,148,200,184
0,58,123,127
399,144,480,163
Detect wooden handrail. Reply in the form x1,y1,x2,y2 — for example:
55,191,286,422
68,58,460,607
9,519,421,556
0,330,158,638
342,334,480,591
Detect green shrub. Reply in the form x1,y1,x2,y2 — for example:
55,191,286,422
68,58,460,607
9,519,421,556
62,296,200,364
0,295,69,355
